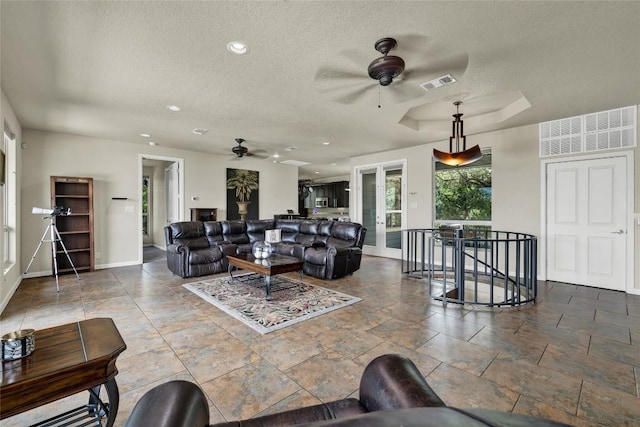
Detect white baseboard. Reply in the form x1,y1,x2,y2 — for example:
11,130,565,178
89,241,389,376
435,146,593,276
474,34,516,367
95,260,141,270
22,270,51,279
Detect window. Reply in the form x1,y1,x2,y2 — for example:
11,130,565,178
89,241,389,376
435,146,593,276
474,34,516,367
434,151,492,226
3,124,17,272
142,175,150,236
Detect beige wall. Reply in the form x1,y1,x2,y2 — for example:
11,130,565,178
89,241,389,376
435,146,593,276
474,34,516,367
20,129,298,276
1,89,23,310
351,119,639,293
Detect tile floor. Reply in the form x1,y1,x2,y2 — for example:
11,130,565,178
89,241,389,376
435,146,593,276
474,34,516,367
1,253,639,426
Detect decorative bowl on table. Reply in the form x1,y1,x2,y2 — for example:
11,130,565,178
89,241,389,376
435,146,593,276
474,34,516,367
252,241,273,259
2,329,35,360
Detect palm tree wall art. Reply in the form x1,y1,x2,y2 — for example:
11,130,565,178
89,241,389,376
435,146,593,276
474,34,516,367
226,168,259,220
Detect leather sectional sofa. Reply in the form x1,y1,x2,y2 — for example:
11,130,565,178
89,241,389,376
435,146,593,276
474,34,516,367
164,219,366,280
125,354,570,427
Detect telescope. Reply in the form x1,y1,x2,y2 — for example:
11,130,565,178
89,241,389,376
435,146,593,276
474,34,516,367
31,206,71,217
25,206,78,291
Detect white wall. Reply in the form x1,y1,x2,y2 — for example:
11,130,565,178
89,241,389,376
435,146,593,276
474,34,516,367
20,129,298,275
1,89,23,311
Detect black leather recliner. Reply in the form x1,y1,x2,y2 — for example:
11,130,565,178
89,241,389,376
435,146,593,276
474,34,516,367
164,219,366,280
125,354,571,427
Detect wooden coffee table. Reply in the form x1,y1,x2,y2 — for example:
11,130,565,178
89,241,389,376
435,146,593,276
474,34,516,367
227,252,304,300
1,318,127,427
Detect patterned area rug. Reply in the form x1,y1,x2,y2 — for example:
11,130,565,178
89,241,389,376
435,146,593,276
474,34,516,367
183,273,361,334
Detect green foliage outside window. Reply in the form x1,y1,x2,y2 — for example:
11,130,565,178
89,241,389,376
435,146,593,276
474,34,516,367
435,164,491,221
385,172,402,228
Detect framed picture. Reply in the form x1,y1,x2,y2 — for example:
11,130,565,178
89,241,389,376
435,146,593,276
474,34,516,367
226,168,259,220
265,229,281,244
0,149,5,185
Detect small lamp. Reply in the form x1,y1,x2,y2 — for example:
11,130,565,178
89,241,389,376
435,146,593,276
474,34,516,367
433,101,482,166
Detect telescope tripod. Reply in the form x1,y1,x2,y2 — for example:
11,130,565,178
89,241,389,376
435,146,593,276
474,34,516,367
24,216,80,292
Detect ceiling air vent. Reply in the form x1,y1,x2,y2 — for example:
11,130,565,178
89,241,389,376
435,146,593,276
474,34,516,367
420,74,456,92
191,128,209,135
280,160,310,166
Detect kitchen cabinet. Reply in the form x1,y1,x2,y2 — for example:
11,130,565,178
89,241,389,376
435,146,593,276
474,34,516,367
303,181,350,209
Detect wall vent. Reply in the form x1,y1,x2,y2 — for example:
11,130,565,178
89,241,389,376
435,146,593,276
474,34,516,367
539,105,636,157
420,74,456,92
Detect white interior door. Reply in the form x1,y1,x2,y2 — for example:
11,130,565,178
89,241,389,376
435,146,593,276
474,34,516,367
356,161,406,259
546,155,628,290
165,162,180,225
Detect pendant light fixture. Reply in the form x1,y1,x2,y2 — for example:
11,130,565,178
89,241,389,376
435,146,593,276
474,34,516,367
433,101,482,166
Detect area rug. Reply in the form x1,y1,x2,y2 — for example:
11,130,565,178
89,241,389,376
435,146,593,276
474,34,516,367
183,273,361,334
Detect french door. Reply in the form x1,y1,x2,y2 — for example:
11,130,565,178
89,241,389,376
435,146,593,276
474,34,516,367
355,160,406,258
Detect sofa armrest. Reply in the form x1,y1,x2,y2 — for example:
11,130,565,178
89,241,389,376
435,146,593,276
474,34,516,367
218,242,238,256
125,380,209,427
332,246,360,255
359,354,446,412
166,243,188,254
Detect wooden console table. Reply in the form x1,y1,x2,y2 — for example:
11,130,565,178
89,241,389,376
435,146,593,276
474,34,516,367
0,318,127,426
190,208,217,221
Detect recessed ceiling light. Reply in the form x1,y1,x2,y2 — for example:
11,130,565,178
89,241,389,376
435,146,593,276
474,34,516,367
314,171,320,174
272,160,278,164
148,141,158,146
273,153,280,158
227,41,248,55
166,105,181,112
191,128,209,135
331,163,337,166
322,142,330,146
139,133,151,138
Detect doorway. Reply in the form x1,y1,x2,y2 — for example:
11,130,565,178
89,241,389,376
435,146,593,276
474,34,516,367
542,151,634,291
138,154,184,264
354,160,406,259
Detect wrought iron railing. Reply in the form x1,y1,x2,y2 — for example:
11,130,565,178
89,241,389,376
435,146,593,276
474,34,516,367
402,227,537,307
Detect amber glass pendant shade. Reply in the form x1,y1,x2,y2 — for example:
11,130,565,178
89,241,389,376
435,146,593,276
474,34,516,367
433,101,482,167
433,144,482,166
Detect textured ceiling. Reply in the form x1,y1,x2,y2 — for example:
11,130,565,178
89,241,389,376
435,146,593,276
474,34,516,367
2,1,639,180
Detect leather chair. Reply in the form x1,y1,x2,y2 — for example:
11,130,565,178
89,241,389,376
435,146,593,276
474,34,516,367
125,354,571,427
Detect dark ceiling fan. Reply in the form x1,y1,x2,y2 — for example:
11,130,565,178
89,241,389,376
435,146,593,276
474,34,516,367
314,35,469,105
231,138,268,160
367,37,405,87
